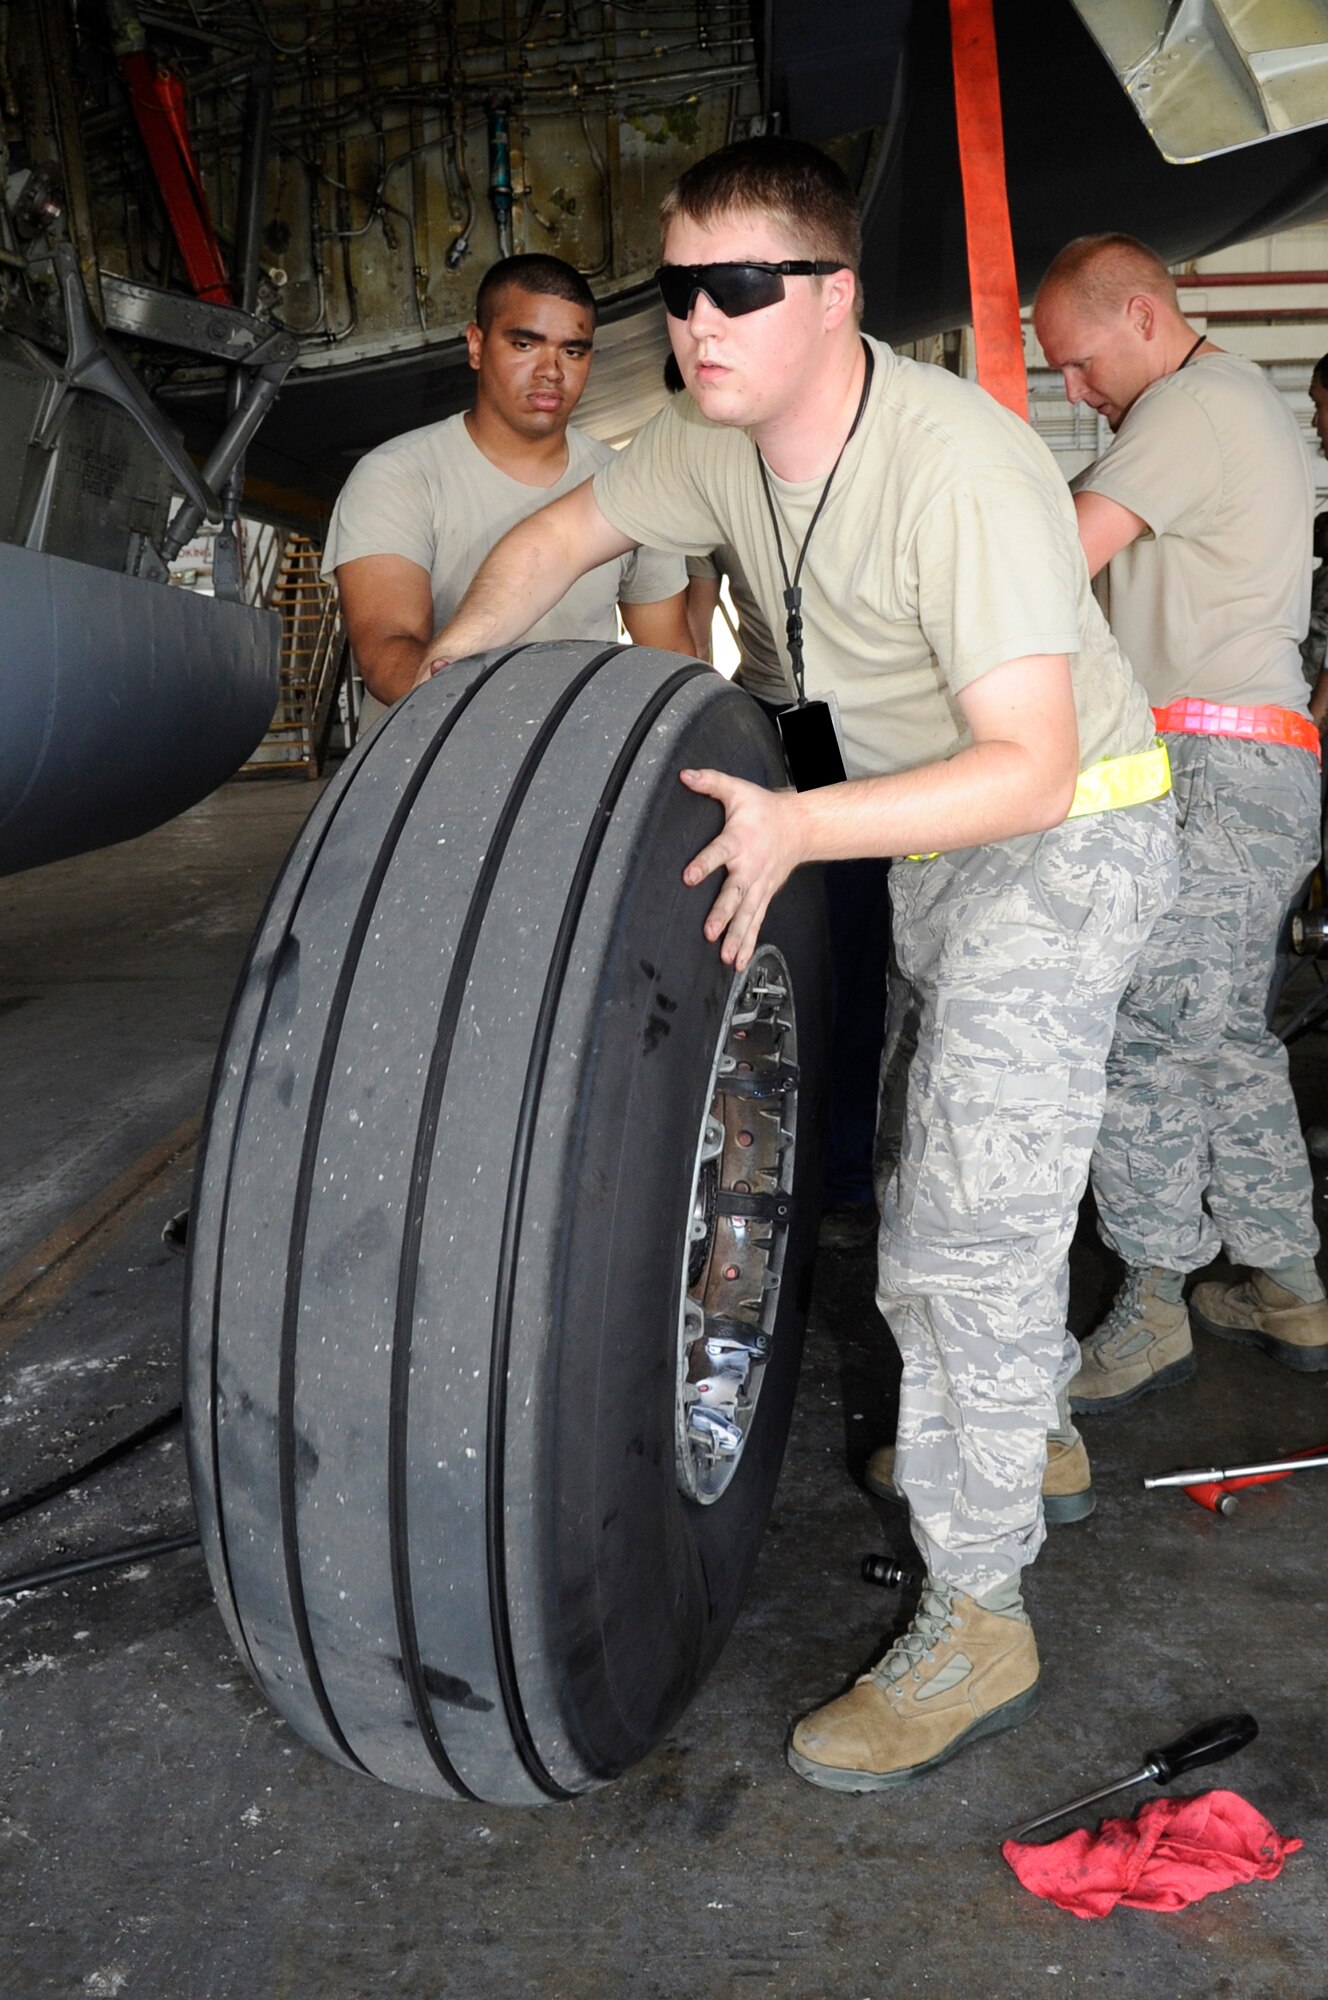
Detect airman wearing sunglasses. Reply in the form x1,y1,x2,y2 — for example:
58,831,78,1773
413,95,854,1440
418,138,1179,1794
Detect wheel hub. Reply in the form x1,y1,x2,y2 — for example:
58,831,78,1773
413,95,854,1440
675,946,798,1504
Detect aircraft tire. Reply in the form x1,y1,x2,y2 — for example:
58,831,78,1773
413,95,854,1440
184,640,827,1805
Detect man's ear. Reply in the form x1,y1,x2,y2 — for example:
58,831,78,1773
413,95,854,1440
464,321,484,373
822,266,859,332
1129,294,1156,341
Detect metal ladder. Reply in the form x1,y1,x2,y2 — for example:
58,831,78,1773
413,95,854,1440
244,533,347,778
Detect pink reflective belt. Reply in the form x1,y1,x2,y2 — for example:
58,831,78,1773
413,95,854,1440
1152,699,1320,764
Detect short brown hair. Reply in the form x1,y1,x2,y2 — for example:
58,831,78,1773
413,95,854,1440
1036,233,1179,319
475,254,597,332
660,137,862,314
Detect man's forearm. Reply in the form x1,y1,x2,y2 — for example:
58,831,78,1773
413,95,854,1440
791,738,1078,862
423,516,582,670
680,734,1080,973
359,632,431,705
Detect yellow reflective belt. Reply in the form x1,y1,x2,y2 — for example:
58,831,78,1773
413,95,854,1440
905,739,1172,860
1064,738,1172,819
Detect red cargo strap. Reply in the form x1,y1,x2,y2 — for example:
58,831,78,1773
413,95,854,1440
119,51,232,306
948,0,1027,420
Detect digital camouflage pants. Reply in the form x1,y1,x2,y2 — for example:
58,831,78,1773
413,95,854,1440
1091,733,1322,1275
875,796,1179,1596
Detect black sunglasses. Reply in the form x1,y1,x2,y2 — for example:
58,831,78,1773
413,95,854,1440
654,260,844,320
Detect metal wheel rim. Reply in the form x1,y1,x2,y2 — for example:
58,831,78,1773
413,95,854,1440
675,945,799,1505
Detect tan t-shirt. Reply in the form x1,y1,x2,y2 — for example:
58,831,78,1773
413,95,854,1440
686,544,790,704
1072,351,1314,712
594,338,1152,781
322,413,687,642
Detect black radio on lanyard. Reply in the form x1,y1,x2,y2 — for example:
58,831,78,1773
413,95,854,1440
754,337,874,790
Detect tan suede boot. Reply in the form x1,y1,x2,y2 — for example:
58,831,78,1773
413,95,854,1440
786,1578,1040,1792
1069,1267,1195,1415
864,1437,1094,1524
1190,1271,1328,1373
1041,1434,1095,1522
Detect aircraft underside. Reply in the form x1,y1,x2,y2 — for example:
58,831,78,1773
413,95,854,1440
2,0,1327,875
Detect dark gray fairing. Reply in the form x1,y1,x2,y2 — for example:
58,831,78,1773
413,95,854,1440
0,542,279,878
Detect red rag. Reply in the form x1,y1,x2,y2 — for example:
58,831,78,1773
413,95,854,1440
1002,1789,1302,1920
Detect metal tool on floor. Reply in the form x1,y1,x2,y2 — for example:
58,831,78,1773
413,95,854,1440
1008,1713,1259,1842
1144,1447,1328,1514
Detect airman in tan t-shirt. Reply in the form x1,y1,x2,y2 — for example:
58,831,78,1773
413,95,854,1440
426,142,1181,1799
1036,231,1328,1417
597,338,1156,782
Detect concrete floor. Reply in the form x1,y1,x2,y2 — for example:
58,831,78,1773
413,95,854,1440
1,778,1326,1999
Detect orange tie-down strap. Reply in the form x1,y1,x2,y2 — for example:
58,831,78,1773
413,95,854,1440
948,0,1028,420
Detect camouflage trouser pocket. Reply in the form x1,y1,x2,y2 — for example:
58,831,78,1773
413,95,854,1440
911,999,1075,1242
1116,889,1244,1054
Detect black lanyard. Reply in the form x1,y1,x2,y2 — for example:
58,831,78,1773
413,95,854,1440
754,338,875,704
1177,332,1205,371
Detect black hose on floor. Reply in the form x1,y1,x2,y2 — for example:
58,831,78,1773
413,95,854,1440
0,1403,183,1527
0,1530,200,1598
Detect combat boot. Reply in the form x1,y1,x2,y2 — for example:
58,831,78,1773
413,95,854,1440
787,1576,1040,1792
1190,1269,1328,1372
1069,1266,1195,1415
863,1435,1094,1524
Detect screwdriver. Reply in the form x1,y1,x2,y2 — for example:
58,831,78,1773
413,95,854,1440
1144,1450,1328,1488
1007,1712,1258,1842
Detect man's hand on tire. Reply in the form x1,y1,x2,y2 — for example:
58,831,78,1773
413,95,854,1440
680,767,806,971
